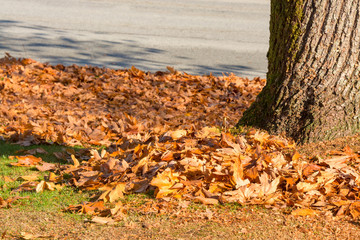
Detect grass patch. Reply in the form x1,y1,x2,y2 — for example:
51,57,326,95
0,140,91,216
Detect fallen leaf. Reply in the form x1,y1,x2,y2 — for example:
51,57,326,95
36,162,56,172
17,174,40,181
350,202,360,219
90,216,116,225
3,176,14,182
36,180,56,193
71,154,80,167
10,155,42,166
291,208,317,216
194,196,219,205
167,130,187,140
20,232,53,239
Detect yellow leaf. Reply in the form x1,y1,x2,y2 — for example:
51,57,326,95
17,174,40,181
110,201,124,217
36,180,55,193
296,182,318,192
108,183,126,203
150,168,180,198
36,181,45,193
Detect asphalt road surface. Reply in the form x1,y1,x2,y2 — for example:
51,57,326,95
0,0,270,78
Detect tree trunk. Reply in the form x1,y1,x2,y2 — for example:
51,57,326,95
237,0,360,143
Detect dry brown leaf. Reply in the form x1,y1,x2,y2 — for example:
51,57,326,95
231,157,249,189
194,196,219,205
99,183,126,203
322,155,349,169
302,164,322,177
36,180,56,193
11,181,38,193
36,162,56,172
90,216,116,225
167,130,187,140
17,174,40,181
20,232,53,239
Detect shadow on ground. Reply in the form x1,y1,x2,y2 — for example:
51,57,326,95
0,139,78,165
0,19,257,76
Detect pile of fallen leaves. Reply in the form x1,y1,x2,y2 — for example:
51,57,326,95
1,55,360,222
0,55,263,147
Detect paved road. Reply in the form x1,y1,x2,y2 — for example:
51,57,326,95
0,0,269,78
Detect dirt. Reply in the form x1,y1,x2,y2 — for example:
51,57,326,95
298,134,360,157
1,204,360,240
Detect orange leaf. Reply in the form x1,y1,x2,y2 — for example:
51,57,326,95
292,151,301,161
302,164,322,177
3,176,14,182
291,208,317,216
350,202,360,219
71,154,80,167
10,155,42,166
161,150,174,161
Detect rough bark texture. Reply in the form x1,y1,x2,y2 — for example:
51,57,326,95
237,0,360,143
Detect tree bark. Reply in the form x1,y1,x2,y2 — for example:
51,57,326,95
237,0,360,143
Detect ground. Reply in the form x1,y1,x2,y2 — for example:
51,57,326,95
1,56,360,239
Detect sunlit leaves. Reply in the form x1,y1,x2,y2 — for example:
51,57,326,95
2,56,360,221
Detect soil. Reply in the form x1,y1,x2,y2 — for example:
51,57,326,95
1,205,360,239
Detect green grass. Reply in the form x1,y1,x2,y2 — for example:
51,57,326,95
0,140,91,215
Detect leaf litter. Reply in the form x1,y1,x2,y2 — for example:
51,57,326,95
1,55,360,222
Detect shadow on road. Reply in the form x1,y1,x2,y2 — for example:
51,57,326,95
0,19,257,76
